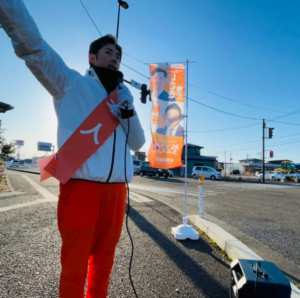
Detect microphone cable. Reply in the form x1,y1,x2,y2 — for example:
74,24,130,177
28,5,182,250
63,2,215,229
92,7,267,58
123,101,139,298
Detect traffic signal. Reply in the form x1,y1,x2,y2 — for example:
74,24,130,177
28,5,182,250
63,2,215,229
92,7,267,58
269,128,274,139
270,150,274,158
140,84,149,104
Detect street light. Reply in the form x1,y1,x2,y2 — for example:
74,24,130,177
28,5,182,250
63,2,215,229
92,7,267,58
116,0,129,41
0,102,14,113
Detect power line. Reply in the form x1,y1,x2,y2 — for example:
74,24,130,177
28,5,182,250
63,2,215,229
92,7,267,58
78,0,300,128
203,132,300,150
121,63,150,79
189,84,287,114
269,132,300,140
78,0,150,80
190,109,300,133
268,119,300,126
224,139,300,153
116,43,296,118
205,140,261,150
79,0,102,36
189,122,260,133
122,53,145,64
189,97,262,120
189,97,300,126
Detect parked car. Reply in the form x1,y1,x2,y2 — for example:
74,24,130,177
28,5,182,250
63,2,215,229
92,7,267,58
139,162,169,178
168,170,173,177
10,160,20,167
258,171,280,181
266,171,281,181
192,166,222,180
133,160,142,174
255,171,263,177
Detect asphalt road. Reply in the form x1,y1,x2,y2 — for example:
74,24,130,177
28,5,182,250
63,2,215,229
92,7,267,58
130,175,300,286
4,169,300,288
1,170,230,298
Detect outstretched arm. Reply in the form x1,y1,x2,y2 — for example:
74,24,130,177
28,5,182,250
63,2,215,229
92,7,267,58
0,0,78,99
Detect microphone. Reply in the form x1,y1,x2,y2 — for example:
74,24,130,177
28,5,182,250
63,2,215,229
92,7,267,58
118,78,128,110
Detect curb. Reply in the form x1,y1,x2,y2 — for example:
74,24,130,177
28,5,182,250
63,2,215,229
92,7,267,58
6,167,40,175
5,170,15,192
187,215,300,297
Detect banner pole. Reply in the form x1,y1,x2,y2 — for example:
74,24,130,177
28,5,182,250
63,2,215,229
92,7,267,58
171,60,199,240
183,59,189,226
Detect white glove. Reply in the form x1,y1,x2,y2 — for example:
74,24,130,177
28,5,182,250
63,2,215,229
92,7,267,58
117,83,134,110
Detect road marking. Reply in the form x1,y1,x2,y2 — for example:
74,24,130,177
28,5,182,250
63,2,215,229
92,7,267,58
0,175,58,213
0,199,57,212
130,184,219,197
129,192,153,203
0,191,23,198
130,184,199,197
217,182,300,189
22,175,57,201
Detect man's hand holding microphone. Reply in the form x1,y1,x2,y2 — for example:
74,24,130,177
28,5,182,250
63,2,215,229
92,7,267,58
117,82,134,110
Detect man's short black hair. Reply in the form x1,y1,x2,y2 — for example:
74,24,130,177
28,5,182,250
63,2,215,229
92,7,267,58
165,103,182,118
89,34,122,63
151,68,167,78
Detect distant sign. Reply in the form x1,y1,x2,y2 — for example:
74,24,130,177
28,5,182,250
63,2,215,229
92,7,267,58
38,142,52,152
15,140,24,146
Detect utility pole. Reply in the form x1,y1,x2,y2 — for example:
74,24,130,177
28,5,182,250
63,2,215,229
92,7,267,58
262,119,265,183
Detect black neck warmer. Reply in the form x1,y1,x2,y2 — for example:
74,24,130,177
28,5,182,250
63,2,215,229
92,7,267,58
91,66,124,94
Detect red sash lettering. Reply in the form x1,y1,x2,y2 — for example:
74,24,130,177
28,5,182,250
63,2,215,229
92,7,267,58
38,90,120,184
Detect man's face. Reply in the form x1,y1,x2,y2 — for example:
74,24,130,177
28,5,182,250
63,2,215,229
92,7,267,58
152,72,167,92
89,44,121,70
166,109,181,126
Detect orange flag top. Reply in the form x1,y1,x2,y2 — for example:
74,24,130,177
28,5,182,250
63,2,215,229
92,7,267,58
38,90,120,184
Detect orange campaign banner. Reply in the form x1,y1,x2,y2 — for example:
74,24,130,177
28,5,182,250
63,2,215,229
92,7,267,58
37,90,120,184
148,63,185,169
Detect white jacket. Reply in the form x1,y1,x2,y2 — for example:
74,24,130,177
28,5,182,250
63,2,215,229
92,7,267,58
0,0,145,183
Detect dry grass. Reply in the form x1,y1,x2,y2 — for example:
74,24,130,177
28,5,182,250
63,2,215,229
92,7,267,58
0,160,12,193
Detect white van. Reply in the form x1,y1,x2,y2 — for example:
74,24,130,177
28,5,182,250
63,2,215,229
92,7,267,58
133,160,142,174
258,171,280,181
192,166,222,180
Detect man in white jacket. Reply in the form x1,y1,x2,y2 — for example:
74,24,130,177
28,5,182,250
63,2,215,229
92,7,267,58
0,1,145,297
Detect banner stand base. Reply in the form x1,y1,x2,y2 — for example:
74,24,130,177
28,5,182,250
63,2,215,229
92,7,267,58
171,217,199,240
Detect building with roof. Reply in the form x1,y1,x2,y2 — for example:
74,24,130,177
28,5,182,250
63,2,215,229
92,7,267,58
239,158,262,164
267,159,292,164
171,143,218,176
222,157,293,175
134,151,146,161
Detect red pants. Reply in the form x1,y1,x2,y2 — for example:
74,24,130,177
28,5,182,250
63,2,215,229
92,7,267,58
57,180,127,298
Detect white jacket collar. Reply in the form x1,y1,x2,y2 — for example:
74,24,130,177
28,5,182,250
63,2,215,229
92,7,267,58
85,68,109,94
85,68,101,83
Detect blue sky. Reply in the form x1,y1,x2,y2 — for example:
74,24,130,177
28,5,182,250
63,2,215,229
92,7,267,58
1,0,300,163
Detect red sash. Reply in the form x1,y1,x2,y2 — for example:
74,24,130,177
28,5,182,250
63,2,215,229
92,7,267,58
38,90,120,184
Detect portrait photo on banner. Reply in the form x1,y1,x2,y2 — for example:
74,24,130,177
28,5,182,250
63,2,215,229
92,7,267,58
149,64,185,138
